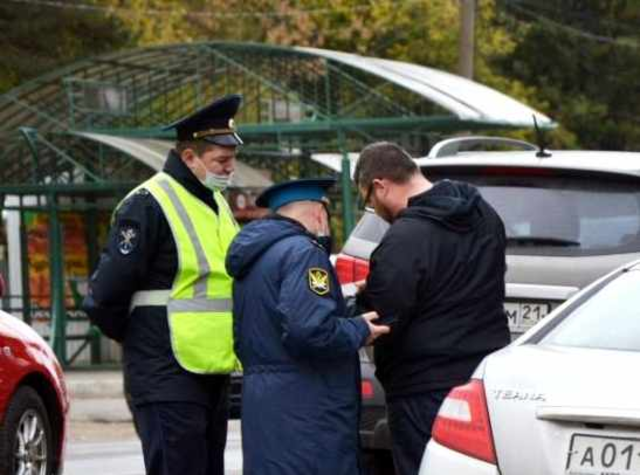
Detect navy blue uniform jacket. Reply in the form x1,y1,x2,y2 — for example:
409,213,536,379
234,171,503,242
226,216,370,475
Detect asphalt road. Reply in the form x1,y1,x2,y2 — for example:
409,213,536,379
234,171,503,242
64,422,243,475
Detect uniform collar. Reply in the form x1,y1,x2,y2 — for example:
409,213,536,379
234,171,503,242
163,149,218,212
268,214,321,243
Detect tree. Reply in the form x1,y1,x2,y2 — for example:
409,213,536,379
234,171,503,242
251,0,551,144
496,0,640,149
0,1,132,94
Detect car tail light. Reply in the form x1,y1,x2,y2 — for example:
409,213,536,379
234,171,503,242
335,254,370,284
361,380,375,400
431,379,497,464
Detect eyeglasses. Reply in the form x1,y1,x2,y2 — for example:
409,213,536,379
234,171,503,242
358,182,374,210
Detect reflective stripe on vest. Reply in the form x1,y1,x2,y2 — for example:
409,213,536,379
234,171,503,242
130,290,233,313
122,172,240,374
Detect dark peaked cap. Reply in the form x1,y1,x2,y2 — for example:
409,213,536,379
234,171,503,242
163,94,244,146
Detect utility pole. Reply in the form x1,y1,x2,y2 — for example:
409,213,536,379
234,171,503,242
458,0,476,79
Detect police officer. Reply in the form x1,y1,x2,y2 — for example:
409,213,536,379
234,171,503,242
83,94,244,475
225,178,390,475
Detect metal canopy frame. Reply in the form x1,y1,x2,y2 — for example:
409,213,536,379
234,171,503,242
0,42,551,186
0,41,551,365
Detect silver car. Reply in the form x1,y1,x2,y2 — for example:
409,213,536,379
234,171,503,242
334,137,640,472
421,257,640,475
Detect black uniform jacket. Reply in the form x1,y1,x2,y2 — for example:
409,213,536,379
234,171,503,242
82,150,228,406
358,180,510,399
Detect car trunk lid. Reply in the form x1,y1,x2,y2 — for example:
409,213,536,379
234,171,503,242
484,345,640,475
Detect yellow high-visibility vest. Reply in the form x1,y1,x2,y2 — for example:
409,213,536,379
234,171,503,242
123,172,240,374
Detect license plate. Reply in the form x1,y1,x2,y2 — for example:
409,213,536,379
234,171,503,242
566,434,640,475
504,301,550,332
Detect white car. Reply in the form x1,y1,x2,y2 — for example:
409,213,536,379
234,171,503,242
421,258,640,475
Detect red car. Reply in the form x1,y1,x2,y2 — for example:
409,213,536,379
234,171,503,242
0,276,69,475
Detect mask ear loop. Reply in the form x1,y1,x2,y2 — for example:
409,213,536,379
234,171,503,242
313,200,334,255
320,199,332,235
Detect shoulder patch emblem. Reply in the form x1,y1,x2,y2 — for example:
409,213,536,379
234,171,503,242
308,268,330,296
117,225,139,255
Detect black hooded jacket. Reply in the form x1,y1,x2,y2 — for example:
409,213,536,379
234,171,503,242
358,180,510,399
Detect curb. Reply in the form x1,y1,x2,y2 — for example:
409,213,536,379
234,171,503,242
65,371,124,399
69,398,133,423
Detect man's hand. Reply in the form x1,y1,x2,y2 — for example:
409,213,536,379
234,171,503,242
361,311,390,345
354,280,367,295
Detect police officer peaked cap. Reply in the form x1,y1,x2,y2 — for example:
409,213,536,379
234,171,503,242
256,178,336,211
163,94,243,146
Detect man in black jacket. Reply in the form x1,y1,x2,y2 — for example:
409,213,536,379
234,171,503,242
355,142,510,475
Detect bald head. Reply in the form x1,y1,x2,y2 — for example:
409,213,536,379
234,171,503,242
277,200,329,236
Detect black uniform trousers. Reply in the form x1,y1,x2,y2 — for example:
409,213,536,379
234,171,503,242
133,378,230,475
386,389,450,475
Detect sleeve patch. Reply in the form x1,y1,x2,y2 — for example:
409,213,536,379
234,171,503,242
117,225,139,255
308,268,330,296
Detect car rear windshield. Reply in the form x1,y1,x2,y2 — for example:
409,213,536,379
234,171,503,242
428,169,640,257
341,210,389,259
537,269,640,352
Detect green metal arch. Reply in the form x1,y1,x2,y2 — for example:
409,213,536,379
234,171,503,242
0,41,437,135
0,40,551,190
0,41,451,186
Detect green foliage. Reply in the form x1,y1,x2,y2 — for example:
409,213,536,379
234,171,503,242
0,1,132,94
497,0,640,149
1,0,638,149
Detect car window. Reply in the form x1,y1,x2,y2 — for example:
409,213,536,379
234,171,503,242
426,170,640,257
353,209,389,242
538,269,640,352
342,210,389,259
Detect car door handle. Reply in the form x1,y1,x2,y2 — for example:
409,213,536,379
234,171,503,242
537,406,640,428
506,283,579,300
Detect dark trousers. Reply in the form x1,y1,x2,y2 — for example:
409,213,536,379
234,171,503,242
133,394,229,475
386,389,450,475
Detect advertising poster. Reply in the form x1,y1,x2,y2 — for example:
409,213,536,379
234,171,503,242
24,211,109,318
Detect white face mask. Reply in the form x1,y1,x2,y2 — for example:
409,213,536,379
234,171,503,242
201,170,233,192
195,156,233,192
